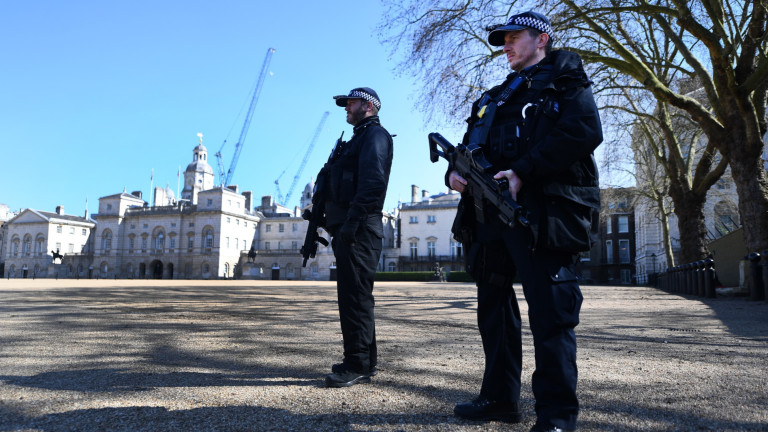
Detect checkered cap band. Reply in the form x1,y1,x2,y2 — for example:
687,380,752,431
346,90,381,110
506,14,553,37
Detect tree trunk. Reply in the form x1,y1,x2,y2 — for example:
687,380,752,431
728,150,768,253
668,188,710,264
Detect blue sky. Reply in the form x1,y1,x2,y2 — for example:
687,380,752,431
1,0,470,217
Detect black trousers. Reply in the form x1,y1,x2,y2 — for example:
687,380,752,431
472,223,582,430
331,225,381,373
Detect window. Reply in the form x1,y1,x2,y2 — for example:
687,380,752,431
292,223,298,232
236,219,240,225
265,242,271,250
69,227,75,234
409,216,418,224
235,238,239,249
141,237,148,250
266,224,272,232
169,237,175,250
129,237,135,250
619,239,630,264
23,236,31,255
205,229,213,248
226,217,231,224
68,243,74,253
410,242,418,259
618,216,629,233
102,231,112,251
387,262,397,272
155,232,164,250
107,204,113,210
606,219,612,234
427,215,436,223
82,229,87,235
605,240,613,264
291,241,298,250
226,237,230,248
188,237,194,250
243,240,247,250
427,241,436,257
451,241,463,259
279,224,284,233
189,222,194,227
57,226,62,233
207,199,213,206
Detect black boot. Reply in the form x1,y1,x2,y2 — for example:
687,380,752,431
454,395,522,423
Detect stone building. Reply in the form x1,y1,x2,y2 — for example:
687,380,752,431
397,185,462,273
2,206,95,278
242,180,398,280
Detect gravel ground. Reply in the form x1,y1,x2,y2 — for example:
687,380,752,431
0,279,766,431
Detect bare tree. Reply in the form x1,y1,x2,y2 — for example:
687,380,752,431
380,0,768,261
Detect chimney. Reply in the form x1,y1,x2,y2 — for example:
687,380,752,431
261,195,273,208
55,205,64,215
242,191,253,212
422,190,430,200
131,190,143,199
411,185,419,203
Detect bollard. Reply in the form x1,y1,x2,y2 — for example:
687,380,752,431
704,258,716,298
748,253,764,301
763,250,768,303
696,260,706,297
687,263,696,295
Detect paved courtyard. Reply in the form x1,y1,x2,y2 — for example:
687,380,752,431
1,279,767,431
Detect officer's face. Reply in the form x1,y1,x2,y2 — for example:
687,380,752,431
503,29,547,71
345,99,370,125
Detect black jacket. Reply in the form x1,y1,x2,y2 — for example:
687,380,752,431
325,115,394,234
457,50,602,252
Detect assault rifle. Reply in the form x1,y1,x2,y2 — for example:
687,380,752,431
428,132,530,230
300,132,346,267
300,173,330,267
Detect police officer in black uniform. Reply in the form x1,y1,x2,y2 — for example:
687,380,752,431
447,11,602,432
322,87,393,388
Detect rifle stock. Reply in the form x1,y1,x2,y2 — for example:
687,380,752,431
428,132,529,229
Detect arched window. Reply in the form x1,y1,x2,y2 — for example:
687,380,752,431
155,232,164,250
23,235,32,256
102,230,112,252
35,235,45,256
11,237,20,256
387,262,397,272
204,229,214,249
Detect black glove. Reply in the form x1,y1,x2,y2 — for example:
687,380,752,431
339,218,360,245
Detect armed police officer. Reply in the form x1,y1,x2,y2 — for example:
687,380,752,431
320,87,393,388
447,11,602,432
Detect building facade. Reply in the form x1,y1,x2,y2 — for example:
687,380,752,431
397,185,462,273
2,206,95,278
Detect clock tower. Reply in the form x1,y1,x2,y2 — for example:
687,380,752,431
181,133,215,204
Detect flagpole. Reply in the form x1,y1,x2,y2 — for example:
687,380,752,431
150,168,154,207
177,166,181,202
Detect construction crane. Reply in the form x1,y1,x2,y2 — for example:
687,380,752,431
275,111,330,206
215,47,275,186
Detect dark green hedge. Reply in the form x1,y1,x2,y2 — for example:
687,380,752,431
446,271,475,282
373,271,476,282
374,272,433,281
